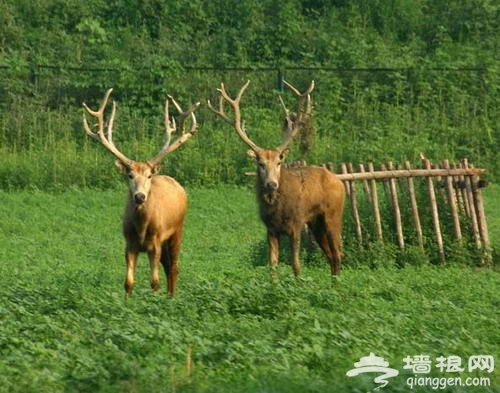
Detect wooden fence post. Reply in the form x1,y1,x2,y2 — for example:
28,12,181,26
469,163,491,263
462,159,481,248
341,163,351,198
443,159,462,242
347,163,363,243
422,157,445,263
457,162,471,217
404,161,424,249
368,162,383,240
358,163,372,204
451,162,466,215
387,162,404,249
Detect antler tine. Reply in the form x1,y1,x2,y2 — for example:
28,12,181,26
278,95,295,135
148,97,200,166
209,80,261,152
207,95,232,125
276,80,315,152
283,79,315,121
107,100,117,144
278,98,300,152
278,95,289,116
82,113,98,140
283,79,315,97
82,88,133,166
167,95,199,135
159,98,176,158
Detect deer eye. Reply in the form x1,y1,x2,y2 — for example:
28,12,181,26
148,175,153,179
128,174,134,179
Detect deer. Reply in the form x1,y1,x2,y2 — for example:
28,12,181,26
208,80,345,277
82,89,200,297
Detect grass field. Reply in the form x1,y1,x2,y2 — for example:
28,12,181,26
0,185,499,393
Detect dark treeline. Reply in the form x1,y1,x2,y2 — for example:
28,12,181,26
2,0,498,68
0,0,499,189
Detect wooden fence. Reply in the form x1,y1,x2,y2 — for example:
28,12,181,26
252,156,491,263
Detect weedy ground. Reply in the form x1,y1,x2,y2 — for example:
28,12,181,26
0,185,498,393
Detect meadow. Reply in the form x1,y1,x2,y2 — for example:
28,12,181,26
0,184,498,393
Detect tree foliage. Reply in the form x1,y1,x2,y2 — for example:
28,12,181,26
0,0,499,188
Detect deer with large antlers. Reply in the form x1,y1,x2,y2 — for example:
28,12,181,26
209,80,345,276
83,89,199,297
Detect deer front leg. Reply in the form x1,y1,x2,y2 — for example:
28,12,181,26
268,231,280,277
290,230,301,277
124,248,138,298
147,244,161,293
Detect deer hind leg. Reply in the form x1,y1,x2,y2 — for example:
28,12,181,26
124,247,138,298
147,244,162,293
325,216,343,276
309,218,334,260
165,229,182,297
290,229,301,277
160,241,171,289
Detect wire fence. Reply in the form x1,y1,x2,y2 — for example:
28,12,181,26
0,62,488,88
0,62,490,113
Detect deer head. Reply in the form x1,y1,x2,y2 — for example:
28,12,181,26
208,80,314,192
83,89,200,205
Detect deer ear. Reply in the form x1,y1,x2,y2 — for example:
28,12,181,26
247,149,257,161
115,160,128,174
152,163,163,174
280,148,290,160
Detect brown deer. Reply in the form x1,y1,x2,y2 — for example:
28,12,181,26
208,80,345,276
83,89,199,297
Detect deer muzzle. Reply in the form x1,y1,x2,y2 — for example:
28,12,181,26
265,181,279,191
134,192,146,205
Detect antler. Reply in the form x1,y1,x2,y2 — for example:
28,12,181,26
148,96,200,166
278,80,315,152
207,80,262,152
82,88,133,166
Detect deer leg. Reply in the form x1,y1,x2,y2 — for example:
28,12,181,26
147,244,161,293
124,248,138,298
310,218,333,260
160,241,171,290
325,218,343,276
166,230,182,297
268,231,280,277
290,230,301,277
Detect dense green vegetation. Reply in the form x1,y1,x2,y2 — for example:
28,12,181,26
0,0,499,188
0,186,499,393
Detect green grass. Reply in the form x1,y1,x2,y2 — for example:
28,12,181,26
0,185,499,393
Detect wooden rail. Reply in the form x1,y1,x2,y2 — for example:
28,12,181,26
334,167,485,181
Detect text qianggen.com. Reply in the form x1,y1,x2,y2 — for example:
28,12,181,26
407,376,491,390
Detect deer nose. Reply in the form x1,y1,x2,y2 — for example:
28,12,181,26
134,193,146,204
266,181,278,190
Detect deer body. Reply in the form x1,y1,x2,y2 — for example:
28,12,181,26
123,175,186,252
257,166,343,233
209,80,345,276
83,89,199,297
122,171,187,296
256,164,344,276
